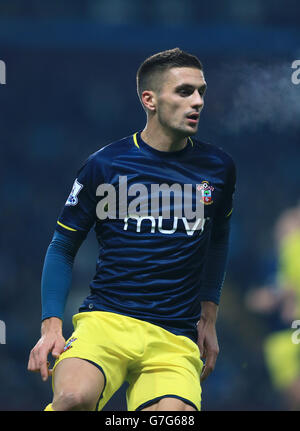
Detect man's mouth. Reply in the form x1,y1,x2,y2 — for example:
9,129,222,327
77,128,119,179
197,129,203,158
186,113,199,124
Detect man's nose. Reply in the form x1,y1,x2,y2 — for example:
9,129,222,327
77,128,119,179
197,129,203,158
192,91,204,109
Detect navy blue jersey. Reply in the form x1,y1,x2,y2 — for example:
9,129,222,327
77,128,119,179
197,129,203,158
56,132,236,342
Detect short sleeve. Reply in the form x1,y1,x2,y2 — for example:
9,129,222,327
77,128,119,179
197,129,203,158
56,155,100,240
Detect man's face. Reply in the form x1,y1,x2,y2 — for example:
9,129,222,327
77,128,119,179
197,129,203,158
155,67,206,137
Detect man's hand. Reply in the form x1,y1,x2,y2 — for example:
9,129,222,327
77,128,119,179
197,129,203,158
27,317,65,381
197,301,219,383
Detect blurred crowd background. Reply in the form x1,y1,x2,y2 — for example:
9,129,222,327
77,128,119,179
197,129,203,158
0,0,300,411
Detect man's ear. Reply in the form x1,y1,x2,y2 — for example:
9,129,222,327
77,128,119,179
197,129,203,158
141,90,156,112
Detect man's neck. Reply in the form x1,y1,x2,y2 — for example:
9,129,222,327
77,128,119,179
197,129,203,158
141,124,188,153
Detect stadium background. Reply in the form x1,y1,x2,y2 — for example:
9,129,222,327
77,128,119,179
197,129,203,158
0,0,299,410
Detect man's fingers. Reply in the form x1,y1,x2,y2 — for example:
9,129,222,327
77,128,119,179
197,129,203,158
200,346,207,361
201,367,209,382
28,348,41,373
200,363,213,382
197,337,204,358
52,350,61,359
29,354,49,380
28,335,65,382
51,338,65,359
28,345,51,381
200,365,207,382
40,359,50,381
200,351,218,382
29,362,50,374
27,354,34,372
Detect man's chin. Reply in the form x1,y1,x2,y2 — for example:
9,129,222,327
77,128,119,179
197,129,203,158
167,124,198,139
188,128,198,136
185,125,199,136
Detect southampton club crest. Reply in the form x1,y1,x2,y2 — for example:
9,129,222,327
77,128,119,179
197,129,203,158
197,181,214,205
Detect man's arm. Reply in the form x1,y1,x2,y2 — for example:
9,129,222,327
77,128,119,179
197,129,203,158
198,155,236,381
41,230,83,320
197,301,219,382
28,154,99,381
28,231,83,381
197,217,231,382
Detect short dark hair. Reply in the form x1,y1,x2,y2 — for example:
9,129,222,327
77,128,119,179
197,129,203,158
136,48,203,103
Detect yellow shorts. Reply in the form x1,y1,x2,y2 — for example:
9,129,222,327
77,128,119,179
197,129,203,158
52,311,203,411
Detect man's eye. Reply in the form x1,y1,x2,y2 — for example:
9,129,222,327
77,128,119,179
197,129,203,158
179,89,190,96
